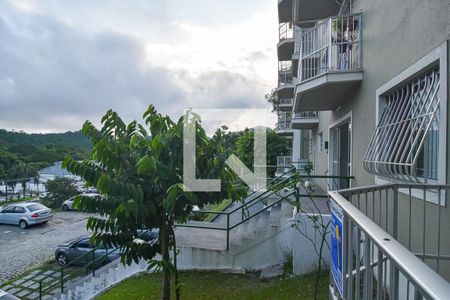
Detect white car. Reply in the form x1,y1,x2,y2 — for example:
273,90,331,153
62,193,99,211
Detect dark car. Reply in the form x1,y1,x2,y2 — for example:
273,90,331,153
55,230,158,267
54,236,120,266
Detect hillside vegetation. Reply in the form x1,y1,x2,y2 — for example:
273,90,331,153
0,129,91,179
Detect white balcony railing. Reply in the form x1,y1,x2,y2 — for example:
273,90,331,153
278,60,293,86
279,22,294,41
293,111,319,119
277,156,293,167
278,98,293,105
329,184,450,299
300,13,361,82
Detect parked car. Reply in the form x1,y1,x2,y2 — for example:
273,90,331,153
39,192,50,199
55,230,158,266
0,290,20,300
62,193,99,211
55,236,120,266
0,202,53,229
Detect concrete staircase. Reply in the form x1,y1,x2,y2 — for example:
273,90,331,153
175,191,296,272
50,259,149,300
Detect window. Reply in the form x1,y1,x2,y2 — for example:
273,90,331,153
27,203,46,212
364,67,440,182
14,206,26,213
317,132,324,153
2,206,16,213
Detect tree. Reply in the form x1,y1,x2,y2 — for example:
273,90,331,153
63,106,246,299
45,177,79,208
235,128,288,176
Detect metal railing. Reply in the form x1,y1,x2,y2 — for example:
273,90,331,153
279,22,294,41
279,60,293,85
329,184,450,299
39,246,120,299
177,168,353,250
277,156,293,167
300,13,361,82
278,98,293,105
293,111,319,119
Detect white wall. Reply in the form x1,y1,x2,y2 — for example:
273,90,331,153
293,213,331,275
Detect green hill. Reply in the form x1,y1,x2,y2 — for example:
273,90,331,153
0,129,91,178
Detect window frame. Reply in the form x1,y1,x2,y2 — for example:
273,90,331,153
374,42,447,186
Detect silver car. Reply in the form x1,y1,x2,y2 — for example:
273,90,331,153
0,202,53,229
62,193,99,211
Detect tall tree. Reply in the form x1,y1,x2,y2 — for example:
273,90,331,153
235,128,288,176
63,106,246,299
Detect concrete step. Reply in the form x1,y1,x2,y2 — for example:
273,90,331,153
281,200,294,219
269,205,281,227
242,215,260,240
255,211,270,232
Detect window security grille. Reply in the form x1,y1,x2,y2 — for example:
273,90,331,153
363,67,440,182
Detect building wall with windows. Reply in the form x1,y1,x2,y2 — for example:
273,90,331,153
291,0,450,282
301,0,449,188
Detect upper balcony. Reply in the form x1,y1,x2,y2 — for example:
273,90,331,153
278,0,293,24
290,111,319,129
278,22,295,61
294,13,363,111
293,0,340,24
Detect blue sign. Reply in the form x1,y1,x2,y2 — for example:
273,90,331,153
331,201,344,296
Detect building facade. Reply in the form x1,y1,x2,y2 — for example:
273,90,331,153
274,0,450,298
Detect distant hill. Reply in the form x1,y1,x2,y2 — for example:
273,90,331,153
0,130,92,178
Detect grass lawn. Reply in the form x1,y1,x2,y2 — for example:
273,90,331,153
96,271,329,300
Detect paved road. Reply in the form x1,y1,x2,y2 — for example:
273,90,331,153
0,211,91,284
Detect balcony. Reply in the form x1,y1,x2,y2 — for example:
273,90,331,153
290,111,319,129
275,112,295,135
294,13,363,111
278,0,293,23
278,22,295,61
278,60,294,86
275,155,293,176
275,97,293,111
293,0,340,24
329,184,450,299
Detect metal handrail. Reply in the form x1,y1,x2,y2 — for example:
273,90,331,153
39,246,120,299
178,171,354,250
330,189,450,299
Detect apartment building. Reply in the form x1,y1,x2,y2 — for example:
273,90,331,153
275,0,450,298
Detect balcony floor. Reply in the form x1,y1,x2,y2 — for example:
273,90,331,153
295,71,363,111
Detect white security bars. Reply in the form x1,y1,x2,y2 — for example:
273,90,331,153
300,13,361,81
363,67,440,182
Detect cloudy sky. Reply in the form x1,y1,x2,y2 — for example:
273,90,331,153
0,0,278,133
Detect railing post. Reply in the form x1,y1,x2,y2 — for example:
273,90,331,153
61,268,64,293
392,186,398,239
295,183,300,214
328,18,332,71
93,250,96,276
226,213,230,250
39,281,42,300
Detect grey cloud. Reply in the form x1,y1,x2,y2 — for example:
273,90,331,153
0,2,272,133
